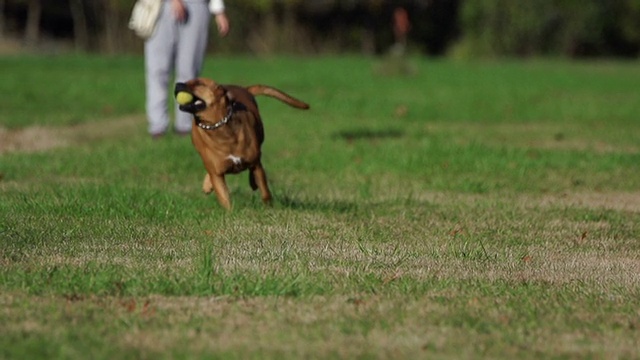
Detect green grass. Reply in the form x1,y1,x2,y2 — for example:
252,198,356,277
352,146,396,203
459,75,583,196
1,54,640,359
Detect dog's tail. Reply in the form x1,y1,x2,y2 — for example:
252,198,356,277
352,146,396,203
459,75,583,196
246,85,310,110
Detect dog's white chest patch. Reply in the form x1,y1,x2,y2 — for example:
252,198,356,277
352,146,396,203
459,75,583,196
227,154,242,165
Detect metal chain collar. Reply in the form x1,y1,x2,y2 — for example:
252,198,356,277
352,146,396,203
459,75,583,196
195,105,234,131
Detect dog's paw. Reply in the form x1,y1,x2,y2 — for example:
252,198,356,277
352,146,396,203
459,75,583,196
202,182,214,194
202,174,214,194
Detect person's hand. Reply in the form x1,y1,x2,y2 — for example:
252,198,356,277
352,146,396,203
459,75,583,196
215,13,230,37
171,0,187,22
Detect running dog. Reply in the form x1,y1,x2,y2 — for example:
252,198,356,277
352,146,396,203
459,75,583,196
175,78,309,210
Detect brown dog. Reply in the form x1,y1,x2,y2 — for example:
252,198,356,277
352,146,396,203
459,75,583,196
174,78,309,210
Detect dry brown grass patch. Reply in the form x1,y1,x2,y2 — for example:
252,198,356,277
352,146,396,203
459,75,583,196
0,115,144,154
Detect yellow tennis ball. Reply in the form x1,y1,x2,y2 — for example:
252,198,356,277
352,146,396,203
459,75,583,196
176,92,194,105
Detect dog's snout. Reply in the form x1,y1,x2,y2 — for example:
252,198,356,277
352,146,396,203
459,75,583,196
174,82,188,95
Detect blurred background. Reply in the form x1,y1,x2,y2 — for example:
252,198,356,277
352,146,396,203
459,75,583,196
2,0,640,58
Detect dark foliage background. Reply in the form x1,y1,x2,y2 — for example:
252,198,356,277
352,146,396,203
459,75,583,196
1,0,639,58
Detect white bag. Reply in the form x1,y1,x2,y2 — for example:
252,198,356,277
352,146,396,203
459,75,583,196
128,0,163,39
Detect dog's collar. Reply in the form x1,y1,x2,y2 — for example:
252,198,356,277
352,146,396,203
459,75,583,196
195,105,233,131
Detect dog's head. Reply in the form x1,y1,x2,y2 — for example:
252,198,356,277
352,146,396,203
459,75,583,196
174,78,230,117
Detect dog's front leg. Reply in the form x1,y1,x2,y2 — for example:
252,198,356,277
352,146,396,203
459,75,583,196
210,174,232,210
202,173,214,194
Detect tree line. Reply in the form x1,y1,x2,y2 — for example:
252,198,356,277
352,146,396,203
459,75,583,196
2,0,639,58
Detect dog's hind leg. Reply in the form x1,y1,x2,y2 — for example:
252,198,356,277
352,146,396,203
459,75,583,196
250,163,272,205
210,174,232,210
249,172,258,191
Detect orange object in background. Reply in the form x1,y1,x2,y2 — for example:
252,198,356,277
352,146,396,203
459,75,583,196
393,7,411,44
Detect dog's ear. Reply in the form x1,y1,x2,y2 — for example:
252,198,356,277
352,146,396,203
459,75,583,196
215,85,235,103
213,85,227,98
225,88,235,102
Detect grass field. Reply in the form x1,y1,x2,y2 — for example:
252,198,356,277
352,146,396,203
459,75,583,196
1,54,639,359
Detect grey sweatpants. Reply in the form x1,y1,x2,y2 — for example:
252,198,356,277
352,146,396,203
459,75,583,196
144,0,211,135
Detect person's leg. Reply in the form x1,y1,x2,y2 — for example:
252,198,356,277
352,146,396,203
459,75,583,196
174,1,211,133
144,2,177,136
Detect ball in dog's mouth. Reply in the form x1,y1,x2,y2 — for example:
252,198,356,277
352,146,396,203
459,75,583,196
176,91,194,105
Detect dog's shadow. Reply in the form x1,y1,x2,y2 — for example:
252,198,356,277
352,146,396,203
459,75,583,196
332,128,405,142
223,191,359,213
275,194,359,213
